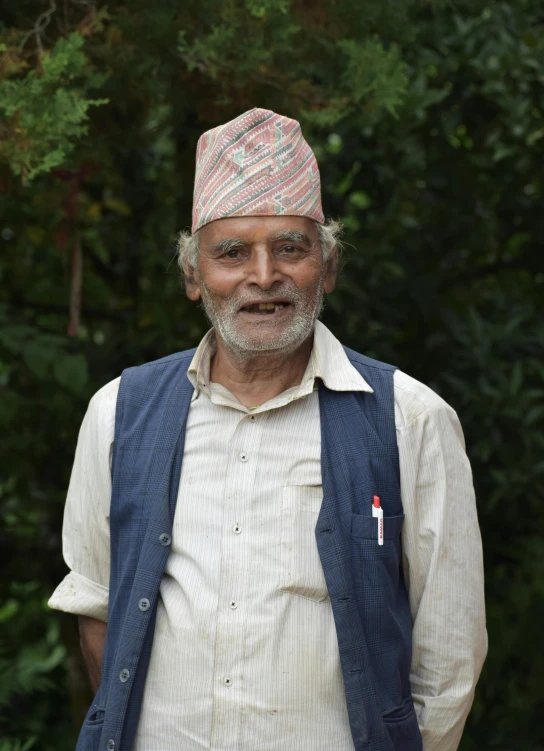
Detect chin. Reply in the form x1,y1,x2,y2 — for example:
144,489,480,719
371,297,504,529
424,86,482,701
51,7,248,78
225,329,310,356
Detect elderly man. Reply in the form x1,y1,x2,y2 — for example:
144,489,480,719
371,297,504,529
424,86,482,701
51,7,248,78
49,108,487,751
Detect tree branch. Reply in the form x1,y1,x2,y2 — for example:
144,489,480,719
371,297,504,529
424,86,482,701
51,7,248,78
19,0,58,55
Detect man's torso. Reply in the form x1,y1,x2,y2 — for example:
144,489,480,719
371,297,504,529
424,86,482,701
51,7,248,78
134,375,354,750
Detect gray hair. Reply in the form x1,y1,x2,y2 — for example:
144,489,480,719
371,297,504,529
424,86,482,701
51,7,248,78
176,218,343,275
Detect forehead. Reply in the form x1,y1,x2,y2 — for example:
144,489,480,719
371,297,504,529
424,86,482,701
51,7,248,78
199,215,319,247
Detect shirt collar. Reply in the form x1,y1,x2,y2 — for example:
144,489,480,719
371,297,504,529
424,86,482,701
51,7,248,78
187,328,217,400
302,320,374,393
187,319,374,399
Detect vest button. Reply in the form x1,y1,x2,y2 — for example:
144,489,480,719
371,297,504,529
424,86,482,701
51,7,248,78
107,741,115,750
119,668,130,682
138,598,150,611
159,533,171,546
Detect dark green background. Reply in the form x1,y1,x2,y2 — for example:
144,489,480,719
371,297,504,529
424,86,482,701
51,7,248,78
1,2,543,749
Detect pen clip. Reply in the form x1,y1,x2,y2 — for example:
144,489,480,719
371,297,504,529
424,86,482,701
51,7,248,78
372,495,384,546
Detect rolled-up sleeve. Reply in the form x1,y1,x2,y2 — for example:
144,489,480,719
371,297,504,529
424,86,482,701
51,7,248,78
48,378,120,623
396,377,487,751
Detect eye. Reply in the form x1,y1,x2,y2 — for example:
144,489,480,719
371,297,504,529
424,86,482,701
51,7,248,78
226,248,240,258
281,245,298,253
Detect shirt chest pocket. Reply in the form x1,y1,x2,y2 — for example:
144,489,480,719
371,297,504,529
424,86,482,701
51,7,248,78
278,485,329,603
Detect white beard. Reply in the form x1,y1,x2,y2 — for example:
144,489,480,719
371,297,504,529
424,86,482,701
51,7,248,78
198,276,325,357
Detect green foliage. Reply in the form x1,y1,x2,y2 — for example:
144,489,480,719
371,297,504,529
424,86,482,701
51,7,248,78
1,0,543,748
0,740,36,751
0,581,70,751
0,33,107,182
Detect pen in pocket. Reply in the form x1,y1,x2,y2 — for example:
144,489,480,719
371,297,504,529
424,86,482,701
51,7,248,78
372,495,384,545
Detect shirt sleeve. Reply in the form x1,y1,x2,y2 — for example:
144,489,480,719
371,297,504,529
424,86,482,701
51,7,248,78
48,378,120,623
395,376,487,751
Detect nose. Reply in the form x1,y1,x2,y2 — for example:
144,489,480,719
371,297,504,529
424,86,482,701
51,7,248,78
245,247,284,289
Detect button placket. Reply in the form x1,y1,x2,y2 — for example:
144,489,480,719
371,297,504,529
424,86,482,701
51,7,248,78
209,414,263,750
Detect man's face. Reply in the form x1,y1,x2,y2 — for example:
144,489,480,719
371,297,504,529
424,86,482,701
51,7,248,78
185,216,336,356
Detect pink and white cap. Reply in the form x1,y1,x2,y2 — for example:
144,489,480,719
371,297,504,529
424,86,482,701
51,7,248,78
192,108,325,233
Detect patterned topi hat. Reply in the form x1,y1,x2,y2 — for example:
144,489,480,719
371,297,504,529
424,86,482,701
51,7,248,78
192,108,325,233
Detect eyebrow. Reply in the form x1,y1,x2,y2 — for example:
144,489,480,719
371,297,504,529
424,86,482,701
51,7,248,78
270,230,312,245
209,230,313,255
210,238,246,255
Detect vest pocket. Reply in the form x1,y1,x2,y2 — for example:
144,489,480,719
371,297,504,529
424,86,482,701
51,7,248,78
86,708,105,725
351,513,405,541
350,510,407,654
382,697,422,750
278,485,329,602
78,717,106,751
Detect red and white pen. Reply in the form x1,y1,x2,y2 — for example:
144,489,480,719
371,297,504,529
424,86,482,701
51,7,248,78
372,495,384,546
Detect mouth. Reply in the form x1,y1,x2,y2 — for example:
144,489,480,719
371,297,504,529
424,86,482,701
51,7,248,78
238,301,292,316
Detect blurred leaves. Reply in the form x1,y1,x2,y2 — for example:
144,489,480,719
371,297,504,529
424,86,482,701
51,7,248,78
0,33,108,182
0,0,543,749
0,582,69,751
0,322,88,393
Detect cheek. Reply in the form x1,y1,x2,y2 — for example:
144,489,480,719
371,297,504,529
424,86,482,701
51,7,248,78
293,267,325,291
199,266,242,297
294,256,325,281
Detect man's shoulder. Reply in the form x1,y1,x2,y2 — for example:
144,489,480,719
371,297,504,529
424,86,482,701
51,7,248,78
87,376,122,419
342,345,397,373
341,344,455,429
87,348,197,416
393,368,458,430
123,347,198,375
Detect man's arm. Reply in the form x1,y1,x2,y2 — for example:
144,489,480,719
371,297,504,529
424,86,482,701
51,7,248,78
48,380,119,688
78,615,108,693
396,380,487,751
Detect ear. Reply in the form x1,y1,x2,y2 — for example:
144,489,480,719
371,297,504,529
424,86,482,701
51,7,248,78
323,246,338,294
182,262,201,301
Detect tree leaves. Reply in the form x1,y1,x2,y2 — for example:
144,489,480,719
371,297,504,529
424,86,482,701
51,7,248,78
0,1,543,748
53,353,89,393
0,33,108,182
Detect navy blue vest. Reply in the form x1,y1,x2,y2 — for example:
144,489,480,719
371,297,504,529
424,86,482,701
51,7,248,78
77,346,422,751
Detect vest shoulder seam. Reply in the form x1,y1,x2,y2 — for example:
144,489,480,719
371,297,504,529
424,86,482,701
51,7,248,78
343,346,397,372
123,349,197,373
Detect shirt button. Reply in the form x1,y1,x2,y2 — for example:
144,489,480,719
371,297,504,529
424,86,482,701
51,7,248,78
119,668,130,683
239,452,248,462
249,415,256,422
229,600,238,609
223,677,232,687
107,741,115,751
138,598,150,612
232,523,241,534
159,533,171,546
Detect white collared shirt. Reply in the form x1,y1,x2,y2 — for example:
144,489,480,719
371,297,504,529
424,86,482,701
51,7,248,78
49,321,487,751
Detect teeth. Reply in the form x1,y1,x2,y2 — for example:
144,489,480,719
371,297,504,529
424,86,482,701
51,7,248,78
245,302,286,312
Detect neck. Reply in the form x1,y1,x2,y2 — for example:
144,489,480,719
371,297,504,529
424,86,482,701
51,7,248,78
209,333,314,408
